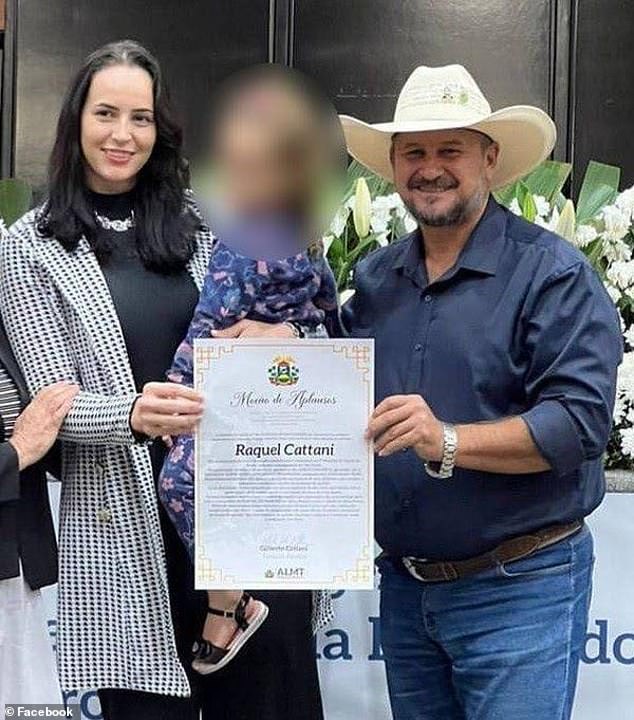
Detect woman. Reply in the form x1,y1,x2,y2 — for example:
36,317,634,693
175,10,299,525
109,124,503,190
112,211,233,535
0,319,77,709
0,40,324,720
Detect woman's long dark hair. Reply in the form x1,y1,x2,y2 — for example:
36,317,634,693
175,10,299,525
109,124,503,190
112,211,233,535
37,40,199,272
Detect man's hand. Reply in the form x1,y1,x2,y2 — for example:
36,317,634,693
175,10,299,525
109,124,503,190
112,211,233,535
130,382,204,438
366,394,444,460
212,320,295,339
9,381,79,470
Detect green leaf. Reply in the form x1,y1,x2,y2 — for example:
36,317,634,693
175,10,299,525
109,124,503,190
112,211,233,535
522,161,572,202
495,160,572,206
521,191,538,223
343,160,393,202
576,161,621,223
0,179,32,227
326,234,345,267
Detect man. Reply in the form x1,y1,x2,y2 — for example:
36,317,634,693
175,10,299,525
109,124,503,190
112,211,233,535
337,64,623,719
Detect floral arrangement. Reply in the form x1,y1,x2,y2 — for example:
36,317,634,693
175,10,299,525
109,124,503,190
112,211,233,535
325,160,633,470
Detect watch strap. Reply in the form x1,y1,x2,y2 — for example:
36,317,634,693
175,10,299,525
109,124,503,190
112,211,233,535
424,423,458,479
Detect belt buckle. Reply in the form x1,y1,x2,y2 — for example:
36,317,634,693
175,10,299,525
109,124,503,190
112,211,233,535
403,556,429,582
403,557,458,583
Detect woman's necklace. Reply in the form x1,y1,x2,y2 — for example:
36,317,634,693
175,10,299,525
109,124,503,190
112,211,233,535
94,211,135,232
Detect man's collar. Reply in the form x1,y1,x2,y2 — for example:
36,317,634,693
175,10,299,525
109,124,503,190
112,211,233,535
391,196,507,278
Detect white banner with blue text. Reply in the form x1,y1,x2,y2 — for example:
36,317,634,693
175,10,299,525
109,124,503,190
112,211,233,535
41,487,634,719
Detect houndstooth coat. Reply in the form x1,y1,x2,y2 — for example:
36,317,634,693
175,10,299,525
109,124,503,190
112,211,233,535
0,208,333,697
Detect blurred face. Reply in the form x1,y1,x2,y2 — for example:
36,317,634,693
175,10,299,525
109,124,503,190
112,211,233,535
391,129,499,227
215,113,288,213
81,64,157,194
212,84,319,216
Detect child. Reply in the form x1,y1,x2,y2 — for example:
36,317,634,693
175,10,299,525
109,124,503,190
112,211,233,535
158,67,342,674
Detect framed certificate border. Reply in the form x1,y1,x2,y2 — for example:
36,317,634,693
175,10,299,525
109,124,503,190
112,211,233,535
193,338,374,590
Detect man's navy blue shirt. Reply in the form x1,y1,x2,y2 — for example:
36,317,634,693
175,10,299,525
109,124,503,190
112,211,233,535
342,197,623,560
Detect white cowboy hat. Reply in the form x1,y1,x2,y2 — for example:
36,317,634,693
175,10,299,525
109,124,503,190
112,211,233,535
340,64,556,190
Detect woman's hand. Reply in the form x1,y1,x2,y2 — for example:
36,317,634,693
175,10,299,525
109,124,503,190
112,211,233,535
130,382,204,438
9,381,79,470
212,320,295,339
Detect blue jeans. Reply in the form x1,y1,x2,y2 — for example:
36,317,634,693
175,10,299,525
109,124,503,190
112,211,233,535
378,526,594,720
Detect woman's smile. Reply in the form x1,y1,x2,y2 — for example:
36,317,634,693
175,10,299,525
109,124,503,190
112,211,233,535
102,148,136,165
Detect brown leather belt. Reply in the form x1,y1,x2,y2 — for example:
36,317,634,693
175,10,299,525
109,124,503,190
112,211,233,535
401,520,584,583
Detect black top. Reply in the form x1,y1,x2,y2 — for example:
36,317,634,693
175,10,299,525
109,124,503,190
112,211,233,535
92,190,199,391
91,190,199,475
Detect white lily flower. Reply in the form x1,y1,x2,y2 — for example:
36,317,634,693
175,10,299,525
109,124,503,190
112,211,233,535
604,283,622,305
322,233,335,255
607,260,634,290
615,186,634,220
573,224,598,248
372,195,397,212
618,353,634,403
603,238,633,264
600,204,630,243
555,199,576,242
535,207,560,231
508,198,522,216
614,393,627,424
534,195,551,218
339,288,356,305
353,178,372,238
329,206,350,237
370,196,393,234
386,192,404,209
620,427,634,459
403,213,417,233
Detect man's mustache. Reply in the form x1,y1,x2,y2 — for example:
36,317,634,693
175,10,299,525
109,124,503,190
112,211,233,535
407,176,459,191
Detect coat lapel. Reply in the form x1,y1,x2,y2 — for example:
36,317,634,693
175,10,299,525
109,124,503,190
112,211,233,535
36,229,213,395
43,237,137,393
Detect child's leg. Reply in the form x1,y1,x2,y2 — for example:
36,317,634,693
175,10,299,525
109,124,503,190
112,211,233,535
194,589,270,674
160,435,270,672
158,434,196,560
204,590,247,647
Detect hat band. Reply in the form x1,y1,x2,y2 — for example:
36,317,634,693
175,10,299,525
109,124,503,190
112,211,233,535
394,103,489,125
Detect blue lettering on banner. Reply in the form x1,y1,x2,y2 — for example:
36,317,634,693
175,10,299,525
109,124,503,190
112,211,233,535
368,616,384,661
316,616,384,662
63,691,102,720
47,609,634,720
320,630,353,660
316,614,634,667
614,634,634,665
583,619,634,665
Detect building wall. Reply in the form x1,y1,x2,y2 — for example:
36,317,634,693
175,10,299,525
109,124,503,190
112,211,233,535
1,0,633,194
573,0,634,192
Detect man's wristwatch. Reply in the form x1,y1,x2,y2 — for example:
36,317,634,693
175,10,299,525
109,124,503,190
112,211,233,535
424,423,458,479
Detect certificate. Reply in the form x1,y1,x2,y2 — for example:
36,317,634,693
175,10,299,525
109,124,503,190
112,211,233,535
193,338,374,590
